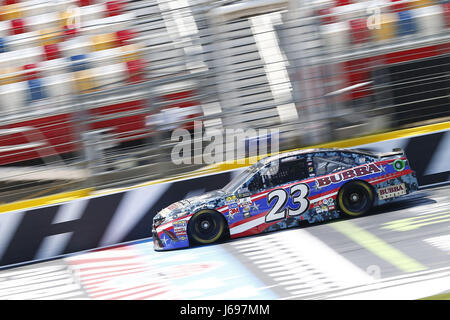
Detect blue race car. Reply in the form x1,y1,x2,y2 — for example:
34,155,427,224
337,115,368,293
152,148,418,250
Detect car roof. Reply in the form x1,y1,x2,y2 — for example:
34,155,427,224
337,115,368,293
260,148,379,165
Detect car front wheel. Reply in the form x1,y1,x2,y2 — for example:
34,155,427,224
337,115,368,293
188,210,227,245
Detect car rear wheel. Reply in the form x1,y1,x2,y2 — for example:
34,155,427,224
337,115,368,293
188,210,226,245
337,181,374,217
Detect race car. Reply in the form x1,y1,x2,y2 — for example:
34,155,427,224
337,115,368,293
152,148,418,250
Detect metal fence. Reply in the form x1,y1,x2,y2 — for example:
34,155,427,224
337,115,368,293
0,0,448,204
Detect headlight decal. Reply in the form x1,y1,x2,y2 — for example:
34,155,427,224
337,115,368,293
153,214,166,228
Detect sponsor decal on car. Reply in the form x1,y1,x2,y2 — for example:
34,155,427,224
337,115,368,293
225,195,237,203
315,163,382,189
314,197,336,213
393,159,406,171
377,183,407,200
173,220,187,237
241,199,251,205
239,197,252,209
228,202,238,209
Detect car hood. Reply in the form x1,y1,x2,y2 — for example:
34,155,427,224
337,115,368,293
183,189,225,205
157,189,225,219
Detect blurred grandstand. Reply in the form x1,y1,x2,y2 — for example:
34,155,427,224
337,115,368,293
0,0,448,203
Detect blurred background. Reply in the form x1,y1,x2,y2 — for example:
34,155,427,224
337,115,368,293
0,0,448,204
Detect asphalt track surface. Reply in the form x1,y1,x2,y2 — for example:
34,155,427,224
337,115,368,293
0,185,449,300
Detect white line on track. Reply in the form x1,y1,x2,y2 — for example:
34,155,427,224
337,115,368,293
298,267,450,300
230,228,374,296
424,235,450,253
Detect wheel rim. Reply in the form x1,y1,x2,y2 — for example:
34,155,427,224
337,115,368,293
196,216,216,237
342,186,369,213
190,212,224,243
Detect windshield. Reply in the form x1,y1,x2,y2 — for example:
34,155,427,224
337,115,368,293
222,161,264,193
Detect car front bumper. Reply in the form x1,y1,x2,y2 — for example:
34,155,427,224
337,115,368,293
152,218,191,251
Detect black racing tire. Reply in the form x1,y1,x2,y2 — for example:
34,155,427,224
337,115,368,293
337,180,375,217
188,210,227,245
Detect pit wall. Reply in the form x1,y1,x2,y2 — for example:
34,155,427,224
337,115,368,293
0,122,449,268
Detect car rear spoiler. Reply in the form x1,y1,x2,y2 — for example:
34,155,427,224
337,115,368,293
379,148,405,158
